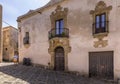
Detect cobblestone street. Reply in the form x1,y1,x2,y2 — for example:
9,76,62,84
0,63,117,84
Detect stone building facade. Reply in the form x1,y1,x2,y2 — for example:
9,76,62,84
17,0,120,80
3,26,18,61
0,4,2,62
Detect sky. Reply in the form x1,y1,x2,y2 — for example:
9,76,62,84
0,0,50,28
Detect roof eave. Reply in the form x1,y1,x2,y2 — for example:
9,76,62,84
17,0,65,22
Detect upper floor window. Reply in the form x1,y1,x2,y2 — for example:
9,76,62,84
95,13,106,34
55,19,64,35
23,32,29,45
90,1,112,37
50,5,68,30
49,5,69,39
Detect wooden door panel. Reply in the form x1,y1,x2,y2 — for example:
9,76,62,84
55,47,64,71
89,51,113,79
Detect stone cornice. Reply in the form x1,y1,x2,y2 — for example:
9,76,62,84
17,0,66,22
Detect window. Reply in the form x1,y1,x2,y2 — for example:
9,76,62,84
95,13,106,34
90,1,112,37
49,5,69,39
55,19,64,35
23,32,29,44
26,32,29,37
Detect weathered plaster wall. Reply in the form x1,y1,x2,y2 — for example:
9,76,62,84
113,0,120,79
18,11,52,65
18,0,120,80
59,0,119,79
63,0,119,80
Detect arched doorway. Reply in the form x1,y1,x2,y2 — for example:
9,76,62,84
54,47,64,71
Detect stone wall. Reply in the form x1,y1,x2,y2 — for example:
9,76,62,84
3,26,18,61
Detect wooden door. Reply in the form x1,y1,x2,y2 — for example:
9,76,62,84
54,47,64,71
89,51,113,79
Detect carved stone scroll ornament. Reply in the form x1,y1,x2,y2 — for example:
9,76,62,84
94,36,108,48
50,5,68,28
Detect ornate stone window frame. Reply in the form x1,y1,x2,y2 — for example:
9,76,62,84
90,1,112,38
50,5,68,29
90,1,112,48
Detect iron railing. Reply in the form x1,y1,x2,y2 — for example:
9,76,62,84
48,28,69,39
92,21,109,34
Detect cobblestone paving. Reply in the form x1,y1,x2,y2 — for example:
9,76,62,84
0,63,117,84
